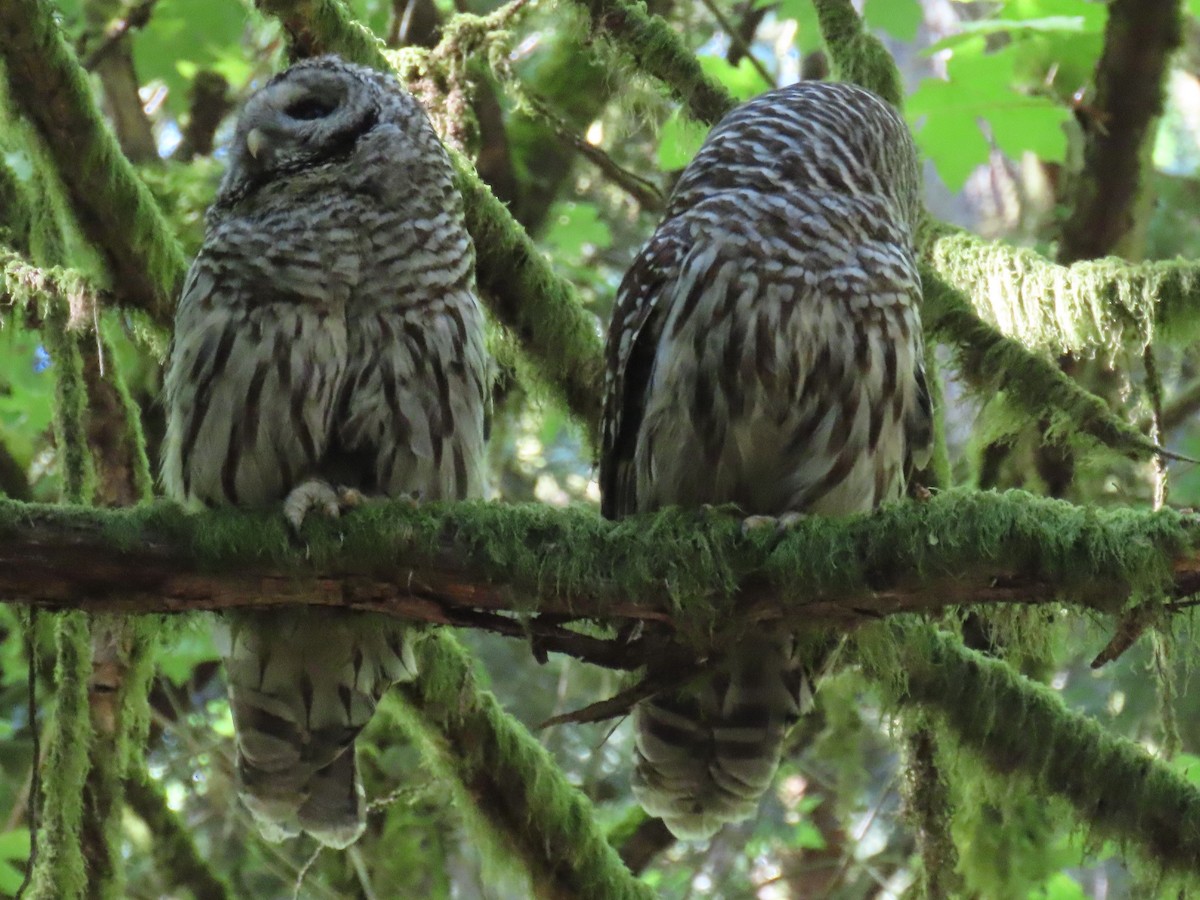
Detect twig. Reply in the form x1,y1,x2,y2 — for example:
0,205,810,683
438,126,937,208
81,0,162,71
538,656,702,727
695,0,773,88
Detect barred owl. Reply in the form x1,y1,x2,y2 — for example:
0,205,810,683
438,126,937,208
601,82,932,839
161,56,490,847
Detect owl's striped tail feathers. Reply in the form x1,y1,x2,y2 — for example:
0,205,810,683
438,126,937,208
218,609,418,848
632,634,812,840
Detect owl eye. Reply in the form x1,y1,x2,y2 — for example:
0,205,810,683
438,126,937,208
285,97,336,120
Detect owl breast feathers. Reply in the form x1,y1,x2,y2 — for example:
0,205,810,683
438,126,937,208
601,81,932,838
161,56,490,847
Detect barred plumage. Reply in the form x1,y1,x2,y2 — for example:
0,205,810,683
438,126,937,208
601,82,932,839
161,57,489,847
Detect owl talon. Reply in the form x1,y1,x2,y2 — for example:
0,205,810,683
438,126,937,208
740,511,806,537
284,480,361,532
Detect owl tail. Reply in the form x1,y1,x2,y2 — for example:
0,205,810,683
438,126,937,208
218,609,418,848
632,633,811,840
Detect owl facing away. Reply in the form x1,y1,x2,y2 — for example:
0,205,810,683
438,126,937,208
161,56,490,847
601,81,932,838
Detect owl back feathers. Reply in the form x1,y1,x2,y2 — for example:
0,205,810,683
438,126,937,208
602,82,930,838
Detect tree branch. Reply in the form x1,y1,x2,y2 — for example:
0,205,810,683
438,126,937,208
394,633,656,899
880,622,1200,877
569,0,736,126
1,492,1198,667
1059,0,1183,264
0,0,188,320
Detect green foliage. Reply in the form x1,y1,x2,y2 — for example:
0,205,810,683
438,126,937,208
0,828,31,896
4,0,1200,894
910,35,1070,190
133,0,256,115
863,0,922,42
0,325,55,494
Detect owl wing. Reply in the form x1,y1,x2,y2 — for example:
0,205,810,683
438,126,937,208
600,223,689,519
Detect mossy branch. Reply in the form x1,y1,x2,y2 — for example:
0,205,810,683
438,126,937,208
0,0,188,321
568,0,735,125
2,491,1198,661
919,266,1167,462
873,623,1200,879
395,632,655,899
1058,0,1182,263
810,0,903,108
923,222,1200,354
1,247,107,331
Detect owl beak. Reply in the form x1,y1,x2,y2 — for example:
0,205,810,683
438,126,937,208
246,128,267,160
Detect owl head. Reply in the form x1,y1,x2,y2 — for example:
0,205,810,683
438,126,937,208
216,55,439,205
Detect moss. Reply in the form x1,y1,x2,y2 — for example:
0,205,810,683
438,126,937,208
870,622,1200,881
901,716,965,899
922,221,1200,354
42,310,94,507
3,489,1196,643
28,613,92,900
920,263,1166,462
570,0,735,125
397,632,654,899
0,1,188,321
811,0,904,108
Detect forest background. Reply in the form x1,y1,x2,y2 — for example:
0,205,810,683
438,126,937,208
5,0,1200,897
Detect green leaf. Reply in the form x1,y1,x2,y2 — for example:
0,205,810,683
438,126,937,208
908,37,1069,190
777,0,822,53
697,55,772,100
133,0,251,117
864,0,922,41
792,820,826,849
1027,872,1087,900
1173,752,1200,786
541,202,613,259
0,858,23,896
0,829,31,860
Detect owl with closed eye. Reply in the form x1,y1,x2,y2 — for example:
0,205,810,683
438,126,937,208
161,56,490,847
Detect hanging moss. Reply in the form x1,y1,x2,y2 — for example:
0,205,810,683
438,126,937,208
901,716,965,900
920,265,1167,463
866,622,1200,881
28,612,92,900
42,311,93,507
923,222,1200,355
397,632,654,899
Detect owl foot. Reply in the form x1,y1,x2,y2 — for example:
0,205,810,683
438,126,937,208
283,479,366,532
740,511,806,536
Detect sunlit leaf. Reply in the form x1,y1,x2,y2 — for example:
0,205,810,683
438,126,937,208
908,37,1068,190
864,0,922,41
